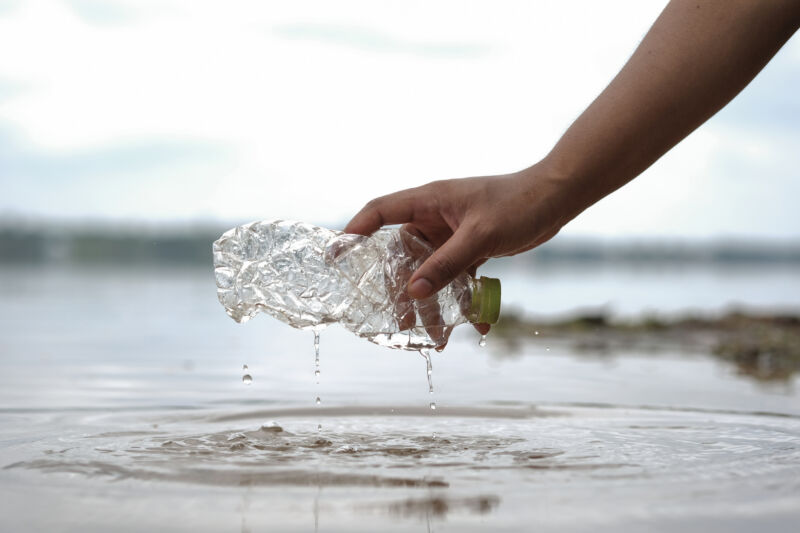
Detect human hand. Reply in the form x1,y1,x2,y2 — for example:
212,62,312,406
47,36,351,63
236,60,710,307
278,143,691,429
326,227,455,348
345,162,572,334
348,0,800,339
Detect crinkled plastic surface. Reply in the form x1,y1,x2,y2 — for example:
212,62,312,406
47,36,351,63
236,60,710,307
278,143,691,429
213,220,473,350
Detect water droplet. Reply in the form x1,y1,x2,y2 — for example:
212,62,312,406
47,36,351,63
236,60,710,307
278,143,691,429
430,402,436,410
419,349,434,395
317,423,322,432
478,334,487,347
546,347,550,352
313,332,322,417
242,374,253,385
313,331,321,382
242,364,248,371
534,330,539,336
313,332,321,384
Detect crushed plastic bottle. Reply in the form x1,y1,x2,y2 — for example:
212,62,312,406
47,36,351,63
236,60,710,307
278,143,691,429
213,219,501,350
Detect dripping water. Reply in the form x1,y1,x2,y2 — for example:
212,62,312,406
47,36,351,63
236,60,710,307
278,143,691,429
420,349,436,410
420,349,433,394
313,331,320,376
313,330,322,432
478,334,487,347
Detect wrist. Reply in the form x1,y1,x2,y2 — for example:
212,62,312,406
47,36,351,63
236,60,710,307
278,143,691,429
515,159,586,232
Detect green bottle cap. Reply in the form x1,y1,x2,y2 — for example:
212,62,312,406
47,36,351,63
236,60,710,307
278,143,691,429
472,276,501,324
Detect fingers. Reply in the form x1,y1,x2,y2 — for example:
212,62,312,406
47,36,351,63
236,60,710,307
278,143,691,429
466,258,487,278
344,189,418,236
392,236,418,332
395,289,416,331
407,224,486,299
323,233,366,264
416,296,446,348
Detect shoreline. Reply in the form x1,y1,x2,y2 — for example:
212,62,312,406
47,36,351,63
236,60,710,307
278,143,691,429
491,309,800,382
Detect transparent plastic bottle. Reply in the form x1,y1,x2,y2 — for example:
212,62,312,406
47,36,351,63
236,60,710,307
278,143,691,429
213,219,501,350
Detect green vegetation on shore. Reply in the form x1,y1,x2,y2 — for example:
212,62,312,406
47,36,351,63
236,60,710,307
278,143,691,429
0,225,223,265
2,223,800,267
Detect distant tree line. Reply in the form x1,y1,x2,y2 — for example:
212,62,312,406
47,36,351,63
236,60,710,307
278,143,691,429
1,226,799,266
0,226,220,265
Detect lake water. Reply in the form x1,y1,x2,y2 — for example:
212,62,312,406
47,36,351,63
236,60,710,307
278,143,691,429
1,263,800,532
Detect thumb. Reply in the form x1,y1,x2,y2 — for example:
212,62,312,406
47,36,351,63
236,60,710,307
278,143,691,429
407,225,485,299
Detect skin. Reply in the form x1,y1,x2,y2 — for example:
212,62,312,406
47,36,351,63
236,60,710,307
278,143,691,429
345,0,800,336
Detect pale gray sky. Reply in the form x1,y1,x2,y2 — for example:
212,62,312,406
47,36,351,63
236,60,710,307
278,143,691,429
1,0,798,239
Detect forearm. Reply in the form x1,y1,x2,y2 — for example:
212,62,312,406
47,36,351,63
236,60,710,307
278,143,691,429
347,1,799,298
537,0,800,225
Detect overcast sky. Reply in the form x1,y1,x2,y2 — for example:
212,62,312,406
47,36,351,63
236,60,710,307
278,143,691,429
1,0,798,239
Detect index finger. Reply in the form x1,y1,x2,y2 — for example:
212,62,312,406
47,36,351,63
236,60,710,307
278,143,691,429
398,228,449,349
344,189,418,236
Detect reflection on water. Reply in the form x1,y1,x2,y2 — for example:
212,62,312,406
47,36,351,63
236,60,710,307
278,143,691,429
376,494,499,518
2,405,799,533
6,404,800,529
1,266,800,531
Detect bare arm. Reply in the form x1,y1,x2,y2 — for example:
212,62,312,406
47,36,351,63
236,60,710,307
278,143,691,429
346,0,800,317
541,0,800,228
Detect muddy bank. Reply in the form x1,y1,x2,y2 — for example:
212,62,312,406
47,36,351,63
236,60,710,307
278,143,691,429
491,310,800,381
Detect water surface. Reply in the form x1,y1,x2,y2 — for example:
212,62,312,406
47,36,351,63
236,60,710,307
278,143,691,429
1,265,799,532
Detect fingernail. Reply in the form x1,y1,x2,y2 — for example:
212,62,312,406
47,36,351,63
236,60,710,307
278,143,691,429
408,278,433,299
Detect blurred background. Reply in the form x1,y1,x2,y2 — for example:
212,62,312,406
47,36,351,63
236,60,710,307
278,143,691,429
2,3,800,531
1,0,799,394
2,0,799,234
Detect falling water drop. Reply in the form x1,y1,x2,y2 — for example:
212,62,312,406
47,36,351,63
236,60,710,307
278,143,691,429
430,402,436,410
242,374,253,385
313,330,322,405
242,364,248,371
534,331,539,336
313,331,320,367
478,334,487,347
317,423,322,432
419,350,434,394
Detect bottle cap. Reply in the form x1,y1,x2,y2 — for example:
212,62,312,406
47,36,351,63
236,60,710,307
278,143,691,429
473,276,501,324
